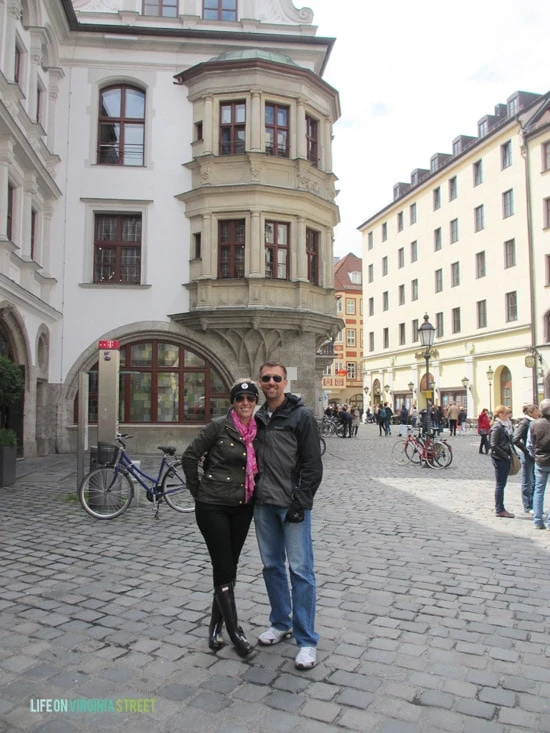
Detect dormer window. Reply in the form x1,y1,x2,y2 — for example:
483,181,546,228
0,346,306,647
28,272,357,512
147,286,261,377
349,271,361,285
203,0,237,21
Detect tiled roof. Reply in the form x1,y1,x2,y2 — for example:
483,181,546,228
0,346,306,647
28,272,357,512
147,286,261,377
334,252,362,292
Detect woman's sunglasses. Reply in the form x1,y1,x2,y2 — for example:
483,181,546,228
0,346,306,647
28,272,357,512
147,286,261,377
234,394,257,403
260,375,283,383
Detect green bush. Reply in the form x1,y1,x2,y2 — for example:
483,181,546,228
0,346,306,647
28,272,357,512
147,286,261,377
0,428,17,447
0,357,24,408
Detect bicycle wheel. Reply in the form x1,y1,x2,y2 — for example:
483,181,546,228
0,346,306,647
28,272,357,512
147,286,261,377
79,466,134,519
425,441,449,469
162,462,194,513
405,438,423,465
320,437,326,456
392,440,411,466
429,440,453,468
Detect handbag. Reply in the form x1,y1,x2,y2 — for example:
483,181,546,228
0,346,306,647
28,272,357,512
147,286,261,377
480,429,487,436
509,451,521,476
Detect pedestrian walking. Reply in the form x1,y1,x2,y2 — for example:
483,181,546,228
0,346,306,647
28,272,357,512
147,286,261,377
489,404,515,518
338,406,353,438
448,402,459,437
254,361,323,670
526,399,550,530
350,407,360,437
181,379,259,658
409,404,418,428
383,402,393,436
477,408,491,455
458,407,467,435
513,404,540,514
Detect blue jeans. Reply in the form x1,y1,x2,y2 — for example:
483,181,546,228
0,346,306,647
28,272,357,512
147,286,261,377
533,465,550,527
520,453,535,512
491,456,509,513
254,504,319,648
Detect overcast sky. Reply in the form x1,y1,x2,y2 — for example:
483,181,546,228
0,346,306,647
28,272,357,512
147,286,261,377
306,0,550,258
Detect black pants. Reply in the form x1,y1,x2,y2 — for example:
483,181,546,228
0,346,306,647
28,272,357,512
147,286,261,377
195,502,254,586
449,419,457,436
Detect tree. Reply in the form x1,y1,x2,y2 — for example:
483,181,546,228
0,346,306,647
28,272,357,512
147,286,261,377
0,356,24,430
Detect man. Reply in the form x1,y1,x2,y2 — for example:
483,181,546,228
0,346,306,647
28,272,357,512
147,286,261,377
527,399,550,530
338,405,353,438
447,402,459,437
253,361,323,670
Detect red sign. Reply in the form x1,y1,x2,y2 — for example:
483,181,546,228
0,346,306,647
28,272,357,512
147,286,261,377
98,340,120,350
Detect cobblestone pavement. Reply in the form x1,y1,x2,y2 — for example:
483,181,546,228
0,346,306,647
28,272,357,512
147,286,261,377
1,428,549,732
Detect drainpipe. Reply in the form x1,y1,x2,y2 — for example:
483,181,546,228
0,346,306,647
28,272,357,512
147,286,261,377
519,122,538,402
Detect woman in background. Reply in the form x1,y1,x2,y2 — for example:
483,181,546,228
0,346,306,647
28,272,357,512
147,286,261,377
489,405,515,518
513,404,540,514
477,408,491,455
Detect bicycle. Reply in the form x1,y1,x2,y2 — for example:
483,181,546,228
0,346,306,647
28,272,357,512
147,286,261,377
79,434,192,520
320,436,326,456
392,428,453,469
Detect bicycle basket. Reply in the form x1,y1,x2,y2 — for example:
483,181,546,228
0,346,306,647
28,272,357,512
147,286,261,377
96,442,120,466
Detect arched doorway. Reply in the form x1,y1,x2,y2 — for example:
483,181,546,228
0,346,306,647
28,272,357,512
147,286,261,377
0,325,25,457
499,366,512,408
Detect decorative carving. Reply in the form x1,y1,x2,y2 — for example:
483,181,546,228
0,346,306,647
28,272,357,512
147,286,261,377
199,164,212,183
414,349,440,360
250,164,261,181
259,0,314,24
72,0,117,12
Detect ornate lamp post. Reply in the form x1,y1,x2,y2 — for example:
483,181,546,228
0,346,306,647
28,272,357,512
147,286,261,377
408,381,414,398
418,313,435,434
486,366,493,415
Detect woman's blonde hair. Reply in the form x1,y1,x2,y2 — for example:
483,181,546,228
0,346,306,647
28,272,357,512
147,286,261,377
494,404,511,418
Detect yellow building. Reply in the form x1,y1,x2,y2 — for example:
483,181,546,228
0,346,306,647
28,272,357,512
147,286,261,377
320,253,364,409
359,90,550,418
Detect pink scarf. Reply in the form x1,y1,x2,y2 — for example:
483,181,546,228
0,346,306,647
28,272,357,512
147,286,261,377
231,409,258,503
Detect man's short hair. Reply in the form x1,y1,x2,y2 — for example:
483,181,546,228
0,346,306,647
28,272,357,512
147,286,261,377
539,399,550,417
259,361,287,377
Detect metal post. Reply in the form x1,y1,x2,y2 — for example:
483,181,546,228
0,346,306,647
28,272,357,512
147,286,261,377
76,372,89,489
424,350,432,435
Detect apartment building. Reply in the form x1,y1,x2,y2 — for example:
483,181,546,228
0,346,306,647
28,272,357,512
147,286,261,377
359,90,550,417
0,0,342,455
320,252,364,409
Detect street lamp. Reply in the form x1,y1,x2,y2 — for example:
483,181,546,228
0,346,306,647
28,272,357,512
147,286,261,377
418,313,436,433
486,366,493,415
408,381,414,393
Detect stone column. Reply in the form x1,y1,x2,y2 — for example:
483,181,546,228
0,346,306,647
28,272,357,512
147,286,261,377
323,116,333,172
296,98,306,160
203,95,213,155
41,202,53,271
0,138,13,241
28,30,44,123
200,212,213,277
250,90,261,152
296,217,307,282
249,209,261,276
46,68,64,153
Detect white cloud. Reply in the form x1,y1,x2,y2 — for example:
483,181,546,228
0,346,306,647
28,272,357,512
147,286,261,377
306,0,550,256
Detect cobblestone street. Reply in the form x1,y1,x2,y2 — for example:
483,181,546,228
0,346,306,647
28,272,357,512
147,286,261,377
1,426,549,732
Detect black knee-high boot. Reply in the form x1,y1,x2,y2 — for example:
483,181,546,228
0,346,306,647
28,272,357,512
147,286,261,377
208,595,225,651
214,582,254,658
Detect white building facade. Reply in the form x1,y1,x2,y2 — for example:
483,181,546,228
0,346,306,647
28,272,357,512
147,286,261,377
359,91,550,418
0,0,342,455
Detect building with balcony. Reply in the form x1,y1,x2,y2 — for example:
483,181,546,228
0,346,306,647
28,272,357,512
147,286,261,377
359,90,550,418
0,0,343,455
320,252,364,409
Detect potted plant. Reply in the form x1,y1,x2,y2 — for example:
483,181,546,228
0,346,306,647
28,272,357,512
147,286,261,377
0,356,24,487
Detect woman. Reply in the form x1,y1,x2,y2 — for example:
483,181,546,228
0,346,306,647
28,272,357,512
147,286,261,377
489,405,515,518
513,404,540,513
181,380,259,658
477,408,491,455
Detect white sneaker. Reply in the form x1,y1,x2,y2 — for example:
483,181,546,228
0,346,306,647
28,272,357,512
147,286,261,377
295,646,317,670
258,627,293,646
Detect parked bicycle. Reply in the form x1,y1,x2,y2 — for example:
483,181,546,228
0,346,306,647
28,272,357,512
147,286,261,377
79,434,192,520
391,427,453,469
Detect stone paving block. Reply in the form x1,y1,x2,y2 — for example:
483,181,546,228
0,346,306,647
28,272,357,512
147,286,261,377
454,697,496,720
497,706,537,728
263,689,305,713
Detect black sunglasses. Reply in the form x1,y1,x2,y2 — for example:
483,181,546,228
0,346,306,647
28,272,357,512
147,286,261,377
260,374,283,383
234,394,257,403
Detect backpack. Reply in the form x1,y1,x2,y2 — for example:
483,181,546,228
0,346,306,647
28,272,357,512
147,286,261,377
379,408,387,419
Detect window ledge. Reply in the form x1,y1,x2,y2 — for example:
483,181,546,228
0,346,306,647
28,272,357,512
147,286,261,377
79,283,152,289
